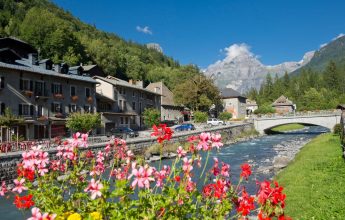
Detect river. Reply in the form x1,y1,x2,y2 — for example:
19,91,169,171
0,125,329,219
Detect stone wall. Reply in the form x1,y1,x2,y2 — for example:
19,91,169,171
0,123,253,183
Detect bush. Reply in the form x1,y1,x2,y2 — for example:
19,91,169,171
66,112,101,133
143,108,161,127
193,111,208,123
254,104,276,115
219,112,232,121
333,123,342,135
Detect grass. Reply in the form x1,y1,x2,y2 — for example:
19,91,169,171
271,124,304,132
275,133,345,219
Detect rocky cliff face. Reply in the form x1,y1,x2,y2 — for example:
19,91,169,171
204,44,314,93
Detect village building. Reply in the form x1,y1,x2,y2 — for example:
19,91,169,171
146,82,183,123
220,88,247,119
272,95,296,113
94,76,161,134
0,37,98,141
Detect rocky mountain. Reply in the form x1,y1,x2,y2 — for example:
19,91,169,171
204,44,314,93
290,34,345,76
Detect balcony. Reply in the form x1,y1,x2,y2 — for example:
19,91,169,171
86,96,93,104
22,90,33,98
71,95,79,103
53,93,64,100
35,90,49,101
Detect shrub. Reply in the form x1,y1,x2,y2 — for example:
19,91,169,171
254,103,276,115
219,112,232,121
143,108,160,127
66,112,101,133
193,111,208,123
333,123,342,135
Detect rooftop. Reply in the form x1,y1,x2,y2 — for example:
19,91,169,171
272,95,294,106
220,88,246,99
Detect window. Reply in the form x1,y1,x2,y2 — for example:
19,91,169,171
0,103,5,115
120,117,124,125
119,100,123,111
99,103,111,111
131,116,136,124
0,77,4,89
20,79,33,91
70,104,77,113
35,82,46,96
84,105,91,113
123,101,127,111
85,88,90,98
114,89,118,101
132,91,135,97
70,86,76,96
19,104,34,116
51,83,62,94
132,102,136,110
37,105,43,116
139,102,142,113
51,103,62,113
125,117,128,124
140,92,144,99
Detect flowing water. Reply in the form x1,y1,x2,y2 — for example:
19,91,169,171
0,126,329,219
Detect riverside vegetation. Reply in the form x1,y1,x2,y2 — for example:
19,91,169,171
271,124,305,133
0,124,290,219
275,133,345,219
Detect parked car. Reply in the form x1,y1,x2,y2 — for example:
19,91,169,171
160,120,176,127
106,127,139,138
175,123,196,131
207,118,225,126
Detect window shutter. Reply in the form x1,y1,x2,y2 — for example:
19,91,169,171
30,105,34,116
18,104,22,115
59,84,63,94
30,81,33,91
51,83,54,94
1,103,5,114
60,104,63,113
0,77,4,88
20,79,23,90
51,103,54,112
43,82,47,96
69,104,71,113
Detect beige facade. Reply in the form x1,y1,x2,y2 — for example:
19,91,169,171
220,88,247,119
94,76,161,133
146,82,183,122
272,95,295,113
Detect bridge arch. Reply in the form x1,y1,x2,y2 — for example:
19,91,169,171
253,114,341,134
263,122,328,134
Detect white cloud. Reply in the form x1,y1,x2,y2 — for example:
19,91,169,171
223,43,256,62
136,26,152,35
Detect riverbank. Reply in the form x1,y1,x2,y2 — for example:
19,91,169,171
271,124,305,132
275,133,345,219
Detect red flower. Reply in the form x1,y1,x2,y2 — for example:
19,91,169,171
202,184,213,198
237,188,255,216
174,176,181,182
14,194,34,209
240,163,252,180
151,124,173,143
17,165,35,182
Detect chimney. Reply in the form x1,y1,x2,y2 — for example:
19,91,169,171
136,80,143,88
28,53,37,65
128,79,133,85
54,64,61,73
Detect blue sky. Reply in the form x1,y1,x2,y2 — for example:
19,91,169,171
53,0,345,68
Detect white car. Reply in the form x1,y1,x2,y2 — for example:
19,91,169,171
207,118,225,126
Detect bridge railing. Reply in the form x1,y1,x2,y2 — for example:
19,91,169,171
250,109,341,119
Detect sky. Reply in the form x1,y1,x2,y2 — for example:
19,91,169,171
53,0,345,69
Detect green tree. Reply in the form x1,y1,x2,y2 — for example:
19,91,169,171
66,112,101,133
193,111,208,123
300,88,324,110
323,61,340,92
219,112,232,121
0,107,24,141
143,108,160,127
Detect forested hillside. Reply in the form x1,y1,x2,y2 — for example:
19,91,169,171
0,0,200,89
246,61,345,111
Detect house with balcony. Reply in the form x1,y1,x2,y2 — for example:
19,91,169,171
0,37,98,141
146,81,183,122
94,76,161,134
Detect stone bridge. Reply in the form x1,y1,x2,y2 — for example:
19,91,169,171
253,113,341,134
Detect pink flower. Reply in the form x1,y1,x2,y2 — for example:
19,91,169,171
185,178,196,193
129,163,155,189
182,157,193,174
27,207,56,220
84,178,103,200
176,146,187,158
211,157,220,176
36,152,49,167
155,165,170,187
12,178,27,194
0,181,7,196
211,133,223,149
197,132,210,151
37,164,48,176
221,162,230,177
